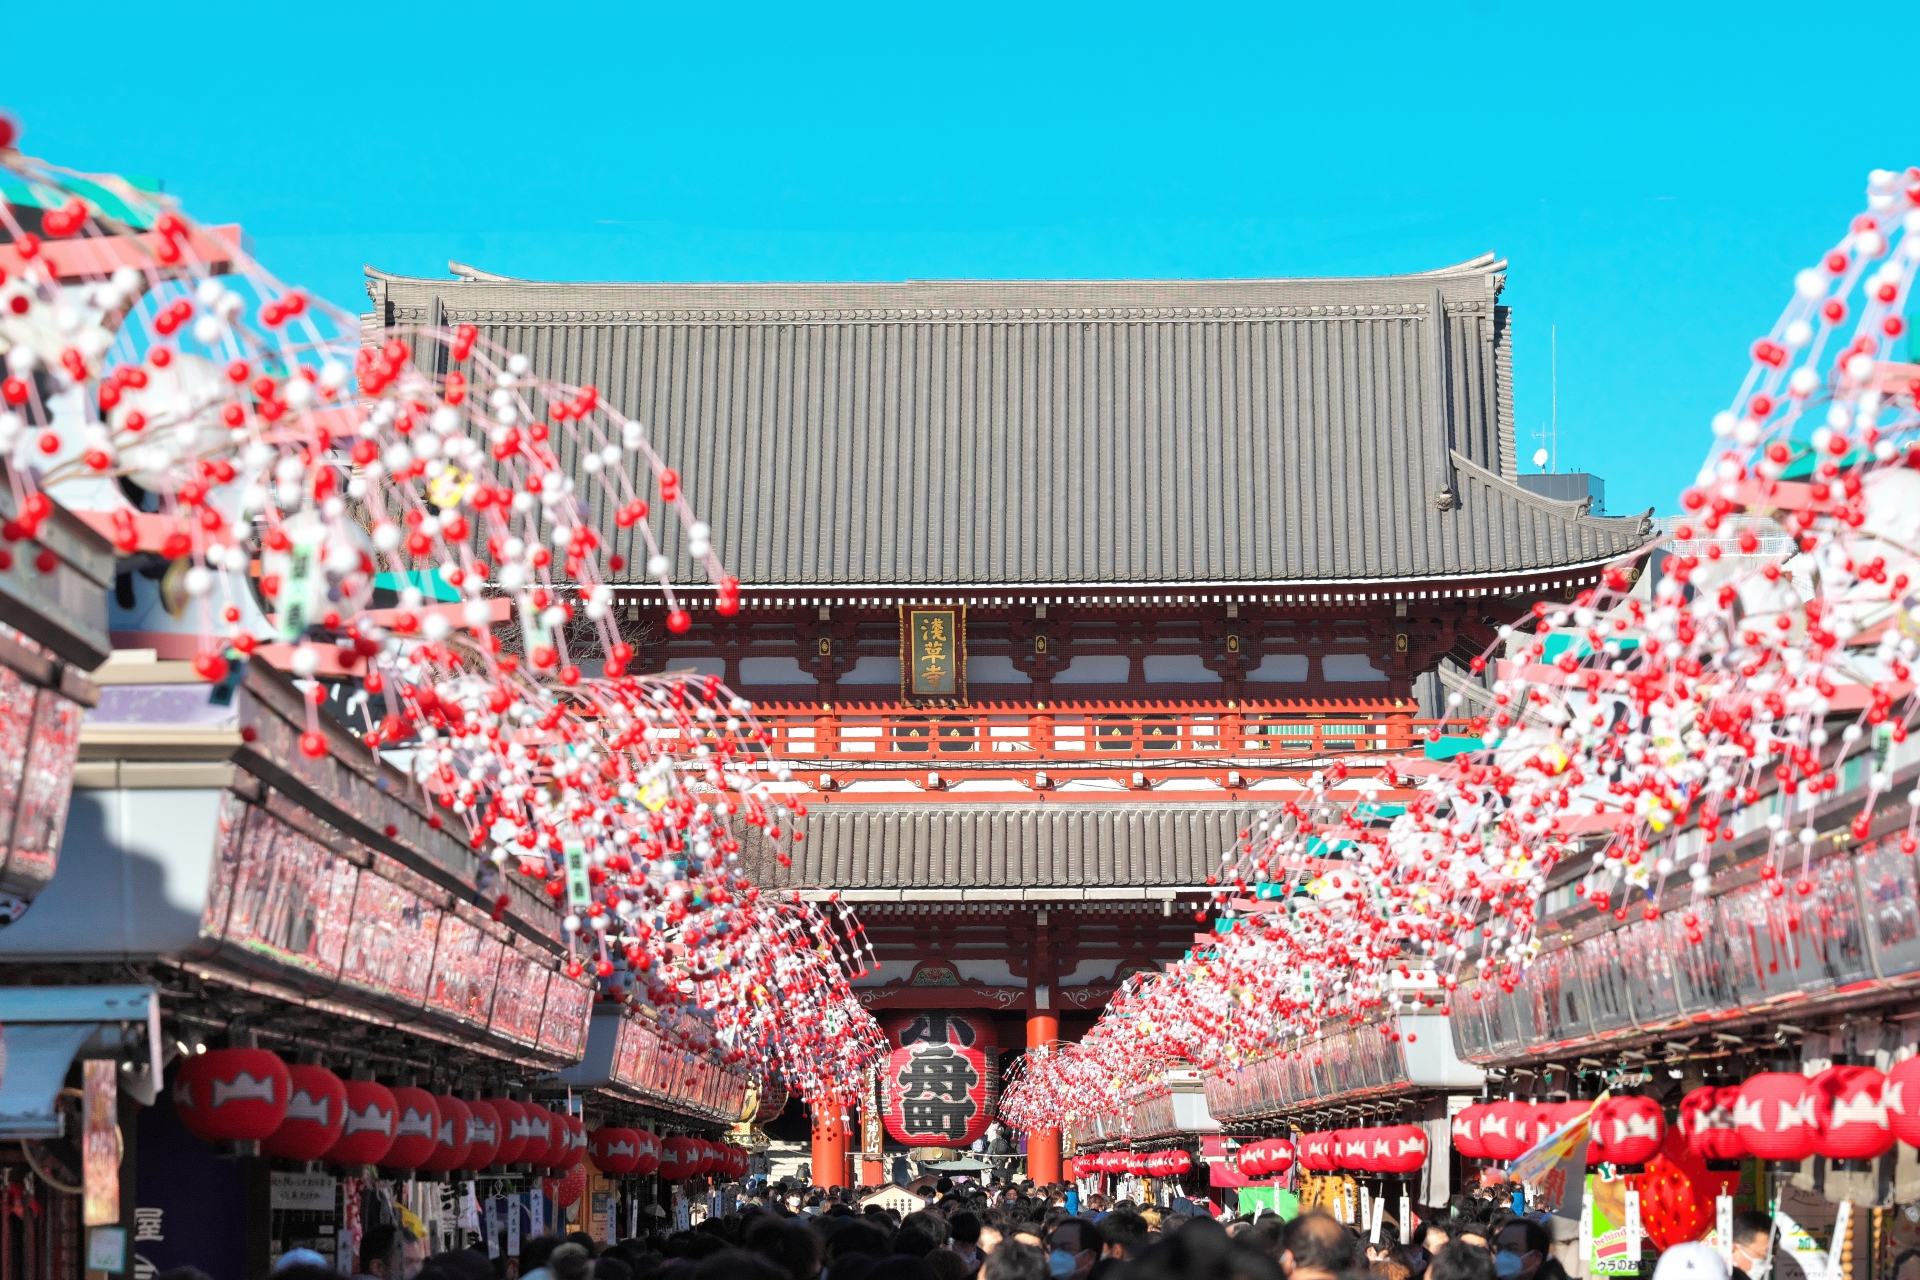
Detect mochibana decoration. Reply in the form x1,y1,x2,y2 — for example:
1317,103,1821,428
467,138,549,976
1004,167,1920,1138
0,123,884,1111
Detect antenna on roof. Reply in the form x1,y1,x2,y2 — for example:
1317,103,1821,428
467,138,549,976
1531,326,1559,473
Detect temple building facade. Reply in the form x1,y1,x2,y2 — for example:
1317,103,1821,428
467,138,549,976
365,254,1653,1185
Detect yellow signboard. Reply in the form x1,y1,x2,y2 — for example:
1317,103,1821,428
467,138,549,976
901,607,966,705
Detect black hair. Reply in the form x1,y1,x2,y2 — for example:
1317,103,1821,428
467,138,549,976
1431,1241,1500,1280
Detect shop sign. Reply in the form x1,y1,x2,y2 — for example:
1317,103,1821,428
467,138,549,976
269,1172,337,1213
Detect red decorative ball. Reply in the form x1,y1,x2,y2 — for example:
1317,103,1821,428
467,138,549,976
590,1126,642,1175
381,1088,441,1171
327,1080,398,1167
462,1100,501,1170
261,1064,346,1160
174,1048,293,1143
418,1096,473,1175
1814,1066,1892,1161
1735,1072,1819,1162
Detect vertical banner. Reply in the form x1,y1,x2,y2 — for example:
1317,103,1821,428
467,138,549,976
83,1060,119,1227
901,607,967,706
861,1065,884,1160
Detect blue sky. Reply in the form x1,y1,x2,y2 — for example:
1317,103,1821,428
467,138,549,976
8,2,1901,516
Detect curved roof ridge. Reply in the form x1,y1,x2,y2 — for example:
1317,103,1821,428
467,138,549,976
1451,449,1657,542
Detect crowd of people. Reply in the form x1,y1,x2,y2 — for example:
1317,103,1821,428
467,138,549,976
224,1179,1761,1280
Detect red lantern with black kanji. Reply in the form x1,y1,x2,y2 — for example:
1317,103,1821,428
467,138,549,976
1814,1065,1892,1162
327,1080,397,1167
488,1098,531,1165
1451,1105,1489,1159
1886,1056,1920,1147
262,1064,347,1161
1735,1072,1819,1162
463,1100,501,1170
419,1095,473,1175
174,1048,294,1144
382,1087,441,1171
591,1127,641,1175
632,1129,661,1176
1376,1125,1429,1175
883,1040,998,1148
1590,1096,1665,1167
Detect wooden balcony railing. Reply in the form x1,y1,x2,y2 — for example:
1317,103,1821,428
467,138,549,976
711,703,1473,762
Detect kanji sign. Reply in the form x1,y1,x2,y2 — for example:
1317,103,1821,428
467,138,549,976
883,1042,997,1147
901,607,966,705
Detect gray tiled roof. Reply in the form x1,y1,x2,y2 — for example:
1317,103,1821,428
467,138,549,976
367,257,1652,587
738,803,1256,890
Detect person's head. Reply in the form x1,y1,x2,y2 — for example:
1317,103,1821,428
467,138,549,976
1729,1212,1773,1279
950,1213,982,1249
1494,1220,1548,1280
1652,1244,1730,1280
1048,1219,1105,1277
924,1251,971,1280
1454,1220,1494,1254
568,1233,602,1258
830,1223,895,1262
983,1242,1049,1280
1431,1241,1499,1280
1101,1211,1149,1261
895,1230,937,1260
550,1244,595,1280
361,1226,416,1280
1281,1213,1354,1280
594,1258,633,1280
745,1217,824,1280
691,1252,788,1280
1423,1223,1452,1258
1010,1223,1045,1252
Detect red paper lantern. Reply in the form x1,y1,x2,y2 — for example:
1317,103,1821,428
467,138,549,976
1550,1099,1597,1136
1814,1066,1892,1162
262,1064,347,1161
661,1135,702,1182
1376,1125,1429,1175
520,1105,558,1168
328,1080,398,1167
1302,1131,1335,1170
488,1098,531,1166
1163,1149,1192,1176
632,1129,661,1177
1451,1105,1489,1159
382,1088,441,1171
549,1114,585,1171
174,1048,294,1144
1479,1102,1529,1161
1679,1087,1745,1164
1263,1138,1294,1177
882,1041,998,1148
1241,1142,1268,1177
591,1127,642,1175
1589,1096,1665,1167
419,1095,473,1175
463,1100,501,1170
1886,1056,1920,1146
1735,1072,1819,1162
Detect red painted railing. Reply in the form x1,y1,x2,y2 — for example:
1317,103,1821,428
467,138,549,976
724,703,1473,761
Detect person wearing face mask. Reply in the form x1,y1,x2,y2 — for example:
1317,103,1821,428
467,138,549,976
1730,1211,1797,1280
1045,1219,1104,1278
1493,1220,1550,1280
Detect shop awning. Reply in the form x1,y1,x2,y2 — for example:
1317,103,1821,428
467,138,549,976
0,985,158,1138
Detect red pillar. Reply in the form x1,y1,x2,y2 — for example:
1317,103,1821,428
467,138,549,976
809,1098,849,1192
1025,1010,1062,1185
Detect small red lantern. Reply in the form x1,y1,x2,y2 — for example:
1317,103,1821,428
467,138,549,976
463,1100,501,1170
262,1064,348,1161
1736,1072,1819,1163
381,1087,441,1171
1263,1138,1294,1178
1375,1125,1429,1175
1885,1056,1920,1146
1679,1087,1745,1165
1163,1149,1192,1176
488,1098,531,1166
632,1129,661,1177
521,1105,559,1168
1451,1105,1489,1159
174,1048,294,1145
662,1135,702,1181
549,1114,585,1171
591,1127,642,1175
1814,1066,1892,1163
419,1095,473,1175
328,1080,398,1167
1479,1101,1531,1161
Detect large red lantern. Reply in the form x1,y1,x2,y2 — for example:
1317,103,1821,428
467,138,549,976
1886,1056,1920,1146
328,1080,398,1167
632,1129,661,1177
1735,1072,1819,1163
488,1098,531,1166
882,1040,998,1148
1263,1138,1294,1178
1302,1131,1335,1170
1376,1125,1429,1175
520,1105,558,1168
590,1127,641,1175
1479,1101,1530,1161
463,1100,501,1170
1679,1087,1745,1165
549,1114,585,1171
419,1096,473,1175
661,1135,702,1181
1162,1149,1192,1176
1589,1096,1665,1167
174,1048,294,1144
1237,1143,1266,1178
1814,1066,1892,1163
382,1087,441,1171
1451,1105,1489,1159
262,1064,348,1161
